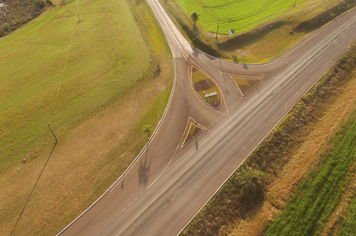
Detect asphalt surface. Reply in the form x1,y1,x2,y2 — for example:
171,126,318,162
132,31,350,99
59,2,356,236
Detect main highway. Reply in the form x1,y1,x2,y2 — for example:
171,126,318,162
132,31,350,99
59,1,356,235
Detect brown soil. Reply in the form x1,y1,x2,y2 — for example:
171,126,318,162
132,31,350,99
209,100,221,108
194,79,215,91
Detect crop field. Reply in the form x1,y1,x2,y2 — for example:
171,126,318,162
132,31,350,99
174,0,303,34
265,110,356,235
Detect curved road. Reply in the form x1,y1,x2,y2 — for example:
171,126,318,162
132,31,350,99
59,1,356,235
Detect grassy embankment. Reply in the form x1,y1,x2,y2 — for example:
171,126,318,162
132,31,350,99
181,35,356,236
0,0,172,235
163,0,356,62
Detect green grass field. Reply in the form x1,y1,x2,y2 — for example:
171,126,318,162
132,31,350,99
0,0,152,167
265,110,356,235
174,0,303,34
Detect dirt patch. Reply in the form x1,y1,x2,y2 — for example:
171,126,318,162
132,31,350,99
209,100,221,108
193,79,215,91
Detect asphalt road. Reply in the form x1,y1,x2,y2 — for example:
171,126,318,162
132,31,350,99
59,2,356,236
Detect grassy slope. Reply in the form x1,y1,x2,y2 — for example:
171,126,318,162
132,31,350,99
0,0,150,166
0,0,173,235
173,0,303,34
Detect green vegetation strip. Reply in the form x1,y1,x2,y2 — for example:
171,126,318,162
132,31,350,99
265,111,356,235
181,38,356,236
337,195,356,236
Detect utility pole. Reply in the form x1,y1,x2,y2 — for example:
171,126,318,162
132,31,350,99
44,117,58,143
216,19,221,40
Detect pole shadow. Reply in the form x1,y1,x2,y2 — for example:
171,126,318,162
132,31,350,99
9,142,57,236
121,178,125,189
138,147,151,186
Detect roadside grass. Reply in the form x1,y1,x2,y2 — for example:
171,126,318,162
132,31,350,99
180,35,356,236
173,0,303,35
191,68,221,108
265,110,356,236
0,0,173,235
162,0,355,62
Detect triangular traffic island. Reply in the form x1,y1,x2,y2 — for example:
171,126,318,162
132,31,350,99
232,76,261,96
192,67,221,109
181,118,204,148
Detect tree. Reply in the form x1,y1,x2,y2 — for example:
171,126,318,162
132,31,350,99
143,125,152,140
190,11,199,28
236,167,264,200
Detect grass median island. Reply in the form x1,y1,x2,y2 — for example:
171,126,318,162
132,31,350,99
232,77,261,95
0,0,173,235
192,68,221,109
181,38,356,236
183,122,202,147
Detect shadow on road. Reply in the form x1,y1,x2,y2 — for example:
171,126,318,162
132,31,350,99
10,142,57,236
121,178,125,189
138,148,151,186
195,139,199,150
